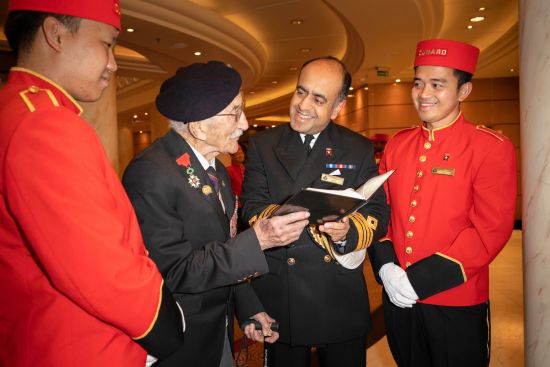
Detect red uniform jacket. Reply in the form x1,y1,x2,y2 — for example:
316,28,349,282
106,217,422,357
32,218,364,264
0,68,182,366
378,113,517,306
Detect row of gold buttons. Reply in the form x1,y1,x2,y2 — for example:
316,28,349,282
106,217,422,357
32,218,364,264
286,255,332,266
404,140,432,267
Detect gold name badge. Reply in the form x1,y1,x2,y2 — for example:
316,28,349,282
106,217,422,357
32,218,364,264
431,167,455,176
321,173,344,185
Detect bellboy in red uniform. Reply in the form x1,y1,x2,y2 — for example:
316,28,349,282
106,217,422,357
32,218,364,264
0,1,185,366
372,39,517,366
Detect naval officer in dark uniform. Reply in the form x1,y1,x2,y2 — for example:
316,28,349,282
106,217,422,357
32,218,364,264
240,56,390,367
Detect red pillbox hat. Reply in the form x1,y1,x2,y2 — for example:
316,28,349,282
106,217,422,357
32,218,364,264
8,0,121,30
414,39,480,74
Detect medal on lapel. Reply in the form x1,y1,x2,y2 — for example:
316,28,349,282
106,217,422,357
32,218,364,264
176,152,201,188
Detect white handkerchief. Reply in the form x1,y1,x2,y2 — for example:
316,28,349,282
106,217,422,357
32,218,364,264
331,248,366,269
329,169,341,176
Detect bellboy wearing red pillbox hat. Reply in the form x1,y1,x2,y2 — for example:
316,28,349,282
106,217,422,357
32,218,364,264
373,39,517,366
0,1,185,366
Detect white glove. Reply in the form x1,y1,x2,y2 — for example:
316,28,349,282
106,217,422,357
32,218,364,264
379,263,418,308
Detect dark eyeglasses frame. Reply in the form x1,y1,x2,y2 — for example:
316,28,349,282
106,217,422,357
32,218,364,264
213,104,245,123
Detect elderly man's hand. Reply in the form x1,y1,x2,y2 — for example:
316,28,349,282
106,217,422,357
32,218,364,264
319,216,350,242
254,211,309,250
243,312,279,344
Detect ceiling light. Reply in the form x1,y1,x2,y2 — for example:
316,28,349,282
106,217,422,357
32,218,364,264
272,81,278,84
478,7,486,11
300,48,311,53
133,114,138,119
289,66,298,71
467,25,473,29
290,19,303,25
470,16,485,22
248,91,255,94
139,130,143,134
253,124,258,128
364,86,369,90
144,112,148,116
194,51,202,56
347,94,354,98
271,125,276,128
349,87,354,91
395,79,401,83
126,28,135,33
510,68,515,72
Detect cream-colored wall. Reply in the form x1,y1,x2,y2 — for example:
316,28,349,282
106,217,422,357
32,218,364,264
81,78,119,172
117,114,134,178
335,77,521,220
116,102,169,177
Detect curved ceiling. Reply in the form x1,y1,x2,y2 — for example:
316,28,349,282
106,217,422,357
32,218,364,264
0,0,519,123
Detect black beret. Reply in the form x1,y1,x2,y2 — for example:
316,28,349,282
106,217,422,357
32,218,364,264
156,61,242,122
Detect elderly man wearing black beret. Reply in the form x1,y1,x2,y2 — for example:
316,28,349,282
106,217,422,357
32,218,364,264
122,61,310,367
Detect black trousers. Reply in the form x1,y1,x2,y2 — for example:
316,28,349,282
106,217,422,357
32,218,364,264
265,335,367,367
383,292,490,367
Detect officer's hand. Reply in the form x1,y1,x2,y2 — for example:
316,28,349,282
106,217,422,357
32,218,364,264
319,216,350,242
254,211,310,250
379,263,418,308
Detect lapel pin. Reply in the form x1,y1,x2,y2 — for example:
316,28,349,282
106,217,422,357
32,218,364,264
443,153,451,161
202,185,213,195
325,148,333,157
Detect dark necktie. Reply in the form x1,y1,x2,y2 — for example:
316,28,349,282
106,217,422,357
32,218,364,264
206,166,220,194
206,166,227,212
304,134,314,155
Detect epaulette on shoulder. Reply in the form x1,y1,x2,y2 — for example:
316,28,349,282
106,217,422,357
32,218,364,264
475,124,506,142
18,85,60,113
392,125,420,138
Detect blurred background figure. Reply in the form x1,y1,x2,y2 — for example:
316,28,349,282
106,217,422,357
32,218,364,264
370,133,389,165
227,142,246,208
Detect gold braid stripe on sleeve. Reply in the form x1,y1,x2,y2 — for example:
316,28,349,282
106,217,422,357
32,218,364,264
248,204,280,226
349,213,378,251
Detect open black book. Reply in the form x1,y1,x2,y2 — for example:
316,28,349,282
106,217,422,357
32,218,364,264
273,170,394,224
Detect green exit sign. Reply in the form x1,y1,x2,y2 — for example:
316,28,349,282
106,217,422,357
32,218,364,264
376,70,389,77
